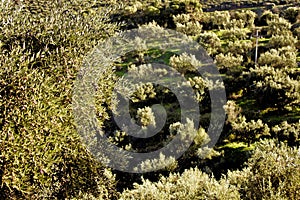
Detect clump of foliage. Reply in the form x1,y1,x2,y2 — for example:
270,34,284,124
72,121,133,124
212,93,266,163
120,167,240,200
283,7,300,24
258,46,297,68
272,120,300,146
248,65,300,109
268,34,297,49
112,0,203,29
267,16,292,36
173,13,203,36
215,53,244,71
2,0,300,199
227,139,300,200
136,106,156,127
223,101,270,145
0,0,119,198
226,40,253,57
169,52,200,74
196,31,222,55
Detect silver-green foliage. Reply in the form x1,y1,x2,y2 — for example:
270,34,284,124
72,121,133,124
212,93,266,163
267,17,292,36
268,34,297,49
196,31,221,55
188,76,207,102
0,0,119,198
136,106,156,127
173,13,203,36
222,28,249,41
215,53,244,70
120,167,240,200
169,52,200,74
224,101,270,144
208,11,231,30
226,40,253,56
230,10,256,28
249,65,300,108
272,120,300,145
258,46,297,68
169,119,220,160
227,139,300,200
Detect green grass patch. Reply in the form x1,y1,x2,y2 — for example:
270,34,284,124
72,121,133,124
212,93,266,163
218,142,255,152
262,109,300,124
236,98,257,109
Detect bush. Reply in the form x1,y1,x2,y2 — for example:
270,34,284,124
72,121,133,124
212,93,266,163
267,17,292,36
209,11,231,30
196,31,221,55
215,53,243,71
169,53,200,74
0,0,119,198
222,28,249,41
227,139,300,200
249,65,300,109
226,40,253,57
268,34,297,49
272,120,300,146
257,10,279,26
223,101,270,145
230,10,256,28
258,46,297,68
136,106,156,127
173,13,203,36
283,7,300,24
120,167,240,200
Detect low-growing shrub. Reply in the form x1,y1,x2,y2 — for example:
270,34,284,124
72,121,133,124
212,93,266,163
120,167,240,200
227,139,300,200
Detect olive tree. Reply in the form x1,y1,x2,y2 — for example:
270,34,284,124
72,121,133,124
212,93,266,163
267,34,297,49
267,17,292,36
215,53,243,72
223,101,270,146
258,46,297,68
196,31,221,55
283,7,300,24
249,66,300,109
209,11,230,30
173,13,203,36
227,140,300,200
226,40,253,57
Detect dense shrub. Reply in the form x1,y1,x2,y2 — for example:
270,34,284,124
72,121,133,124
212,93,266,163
0,0,119,198
227,140,300,200
258,46,297,68
230,10,256,28
173,14,203,36
256,10,279,26
113,0,203,29
120,167,240,200
226,40,253,58
221,28,249,41
267,34,297,49
249,65,300,109
2,0,300,199
169,53,200,74
224,101,270,145
208,11,230,30
215,53,243,72
267,17,292,36
272,120,300,146
196,31,221,55
188,76,207,102
283,7,300,24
